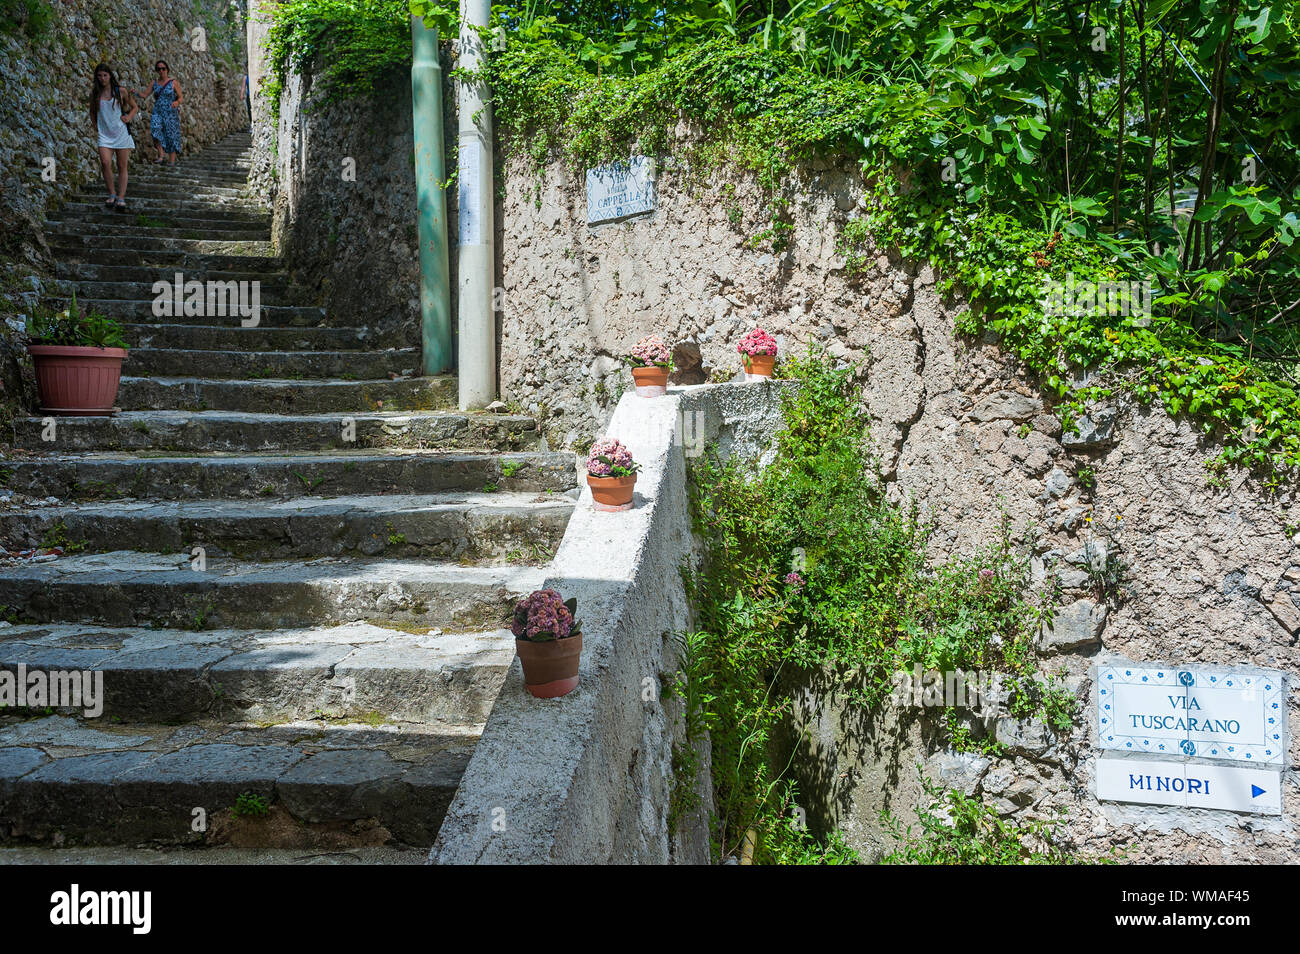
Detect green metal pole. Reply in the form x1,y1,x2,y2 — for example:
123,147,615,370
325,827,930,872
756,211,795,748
411,14,453,375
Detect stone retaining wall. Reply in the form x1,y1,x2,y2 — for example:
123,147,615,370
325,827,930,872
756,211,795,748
1,0,248,421
248,41,457,348
496,128,1300,863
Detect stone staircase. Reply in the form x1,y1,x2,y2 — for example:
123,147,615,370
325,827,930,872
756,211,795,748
0,132,576,858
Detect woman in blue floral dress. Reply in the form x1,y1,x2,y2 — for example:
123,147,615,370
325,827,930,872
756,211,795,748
132,60,184,165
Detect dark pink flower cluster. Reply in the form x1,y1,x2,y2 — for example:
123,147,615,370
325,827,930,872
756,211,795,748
737,328,778,357
512,589,575,642
784,571,805,590
628,334,672,366
586,437,635,476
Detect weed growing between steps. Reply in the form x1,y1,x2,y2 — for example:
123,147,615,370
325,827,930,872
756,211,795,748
679,351,1079,864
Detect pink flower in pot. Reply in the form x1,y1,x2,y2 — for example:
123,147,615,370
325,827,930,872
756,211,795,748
586,437,640,512
737,328,778,380
625,334,674,397
511,589,583,698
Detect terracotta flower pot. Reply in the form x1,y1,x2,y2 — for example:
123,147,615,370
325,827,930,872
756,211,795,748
516,632,582,698
743,353,776,381
29,345,128,415
587,473,637,512
631,364,669,397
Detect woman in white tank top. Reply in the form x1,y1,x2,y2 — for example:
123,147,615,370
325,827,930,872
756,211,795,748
90,63,138,210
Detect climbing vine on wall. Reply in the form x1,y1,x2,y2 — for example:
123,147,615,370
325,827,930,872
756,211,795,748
265,0,1300,484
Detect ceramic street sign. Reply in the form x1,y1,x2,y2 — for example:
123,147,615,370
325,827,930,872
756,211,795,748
587,157,656,225
1096,757,1282,815
1097,664,1285,766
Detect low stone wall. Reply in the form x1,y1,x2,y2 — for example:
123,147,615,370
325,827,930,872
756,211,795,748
430,382,783,864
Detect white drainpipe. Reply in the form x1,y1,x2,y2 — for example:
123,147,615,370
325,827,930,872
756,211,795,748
456,0,495,409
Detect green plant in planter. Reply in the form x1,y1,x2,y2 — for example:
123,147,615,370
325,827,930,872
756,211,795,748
80,313,128,349
26,304,79,346
27,294,126,348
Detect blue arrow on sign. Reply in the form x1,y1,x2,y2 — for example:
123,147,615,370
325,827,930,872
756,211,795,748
1251,785,1266,799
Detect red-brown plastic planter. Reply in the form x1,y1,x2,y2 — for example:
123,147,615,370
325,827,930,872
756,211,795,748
587,473,636,511
631,365,669,397
516,632,582,698
29,345,128,416
743,353,776,380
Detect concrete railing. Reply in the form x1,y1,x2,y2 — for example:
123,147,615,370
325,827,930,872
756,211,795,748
429,382,784,864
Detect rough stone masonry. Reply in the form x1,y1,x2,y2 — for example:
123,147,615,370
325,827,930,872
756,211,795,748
495,122,1300,863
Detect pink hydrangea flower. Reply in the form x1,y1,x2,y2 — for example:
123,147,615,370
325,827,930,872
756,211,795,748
512,589,575,641
737,328,778,357
586,437,637,477
628,334,672,367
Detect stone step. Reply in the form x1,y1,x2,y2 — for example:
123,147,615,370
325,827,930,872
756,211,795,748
130,165,249,176
44,297,325,326
0,491,573,561
0,622,514,724
130,164,249,178
0,551,545,630
83,183,251,201
120,175,250,190
137,160,251,170
0,716,474,847
122,323,369,353
57,249,284,272
52,235,275,256
72,189,259,209
55,263,290,286
141,153,250,163
48,221,269,241
123,346,418,379
0,449,576,501
60,204,269,226
61,281,316,307
12,409,538,454
116,375,456,413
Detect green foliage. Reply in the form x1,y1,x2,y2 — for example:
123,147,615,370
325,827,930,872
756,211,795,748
27,297,126,349
264,4,1300,480
479,5,1300,484
0,0,54,36
264,0,454,117
230,792,271,818
882,774,1105,865
683,350,1058,863
38,522,87,554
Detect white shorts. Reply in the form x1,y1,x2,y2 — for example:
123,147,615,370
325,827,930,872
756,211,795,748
98,128,135,150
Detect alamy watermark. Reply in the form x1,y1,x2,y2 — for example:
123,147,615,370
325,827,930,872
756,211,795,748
890,665,1005,717
50,884,150,934
1041,271,1152,319
0,665,103,717
152,273,261,327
